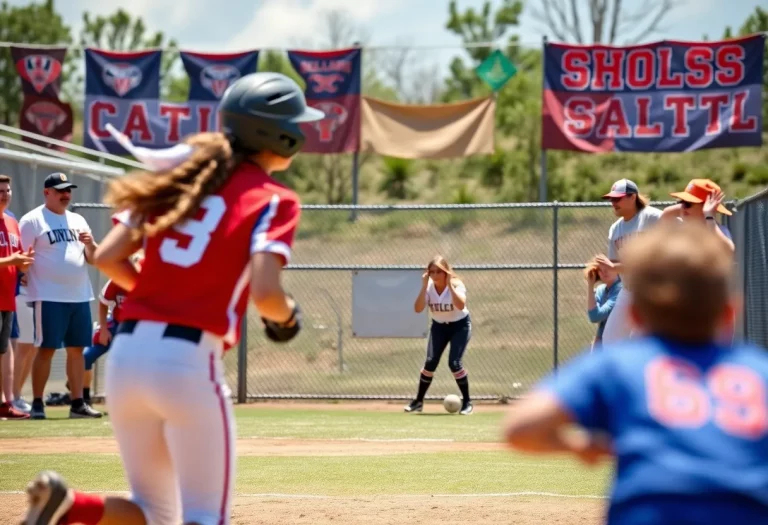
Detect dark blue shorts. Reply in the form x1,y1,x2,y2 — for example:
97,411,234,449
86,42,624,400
32,301,93,349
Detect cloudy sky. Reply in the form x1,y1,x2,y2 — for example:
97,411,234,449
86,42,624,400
6,0,765,79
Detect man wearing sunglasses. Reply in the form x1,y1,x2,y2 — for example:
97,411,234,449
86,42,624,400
19,172,102,420
595,179,662,346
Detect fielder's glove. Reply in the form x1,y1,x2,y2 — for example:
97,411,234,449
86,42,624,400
262,300,302,343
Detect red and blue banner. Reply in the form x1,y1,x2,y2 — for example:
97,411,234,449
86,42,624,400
181,50,258,101
84,49,163,152
11,46,67,98
85,49,262,152
12,46,73,148
541,34,765,152
287,47,361,153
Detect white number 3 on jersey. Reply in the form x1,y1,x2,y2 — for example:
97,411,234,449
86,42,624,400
160,195,226,268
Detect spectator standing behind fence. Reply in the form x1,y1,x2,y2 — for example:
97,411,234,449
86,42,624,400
664,178,736,344
0,176,33,419
664,179,735,253
584,257,622,351
19,172,102,419
597,179,662,345
405,256,473,415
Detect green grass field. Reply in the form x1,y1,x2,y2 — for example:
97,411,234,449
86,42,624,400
0,403,612,524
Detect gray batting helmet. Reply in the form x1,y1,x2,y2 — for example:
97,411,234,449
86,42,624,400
219,72,325,158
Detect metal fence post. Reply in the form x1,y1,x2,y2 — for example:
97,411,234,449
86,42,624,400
237,317,248,403
553,201,559,372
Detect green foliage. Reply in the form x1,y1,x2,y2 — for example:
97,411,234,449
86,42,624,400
71,8,178,104
379,157,415,199
746,165,768,186
0,0,72,125
478,149,507,188
451,183,477,204
2,1,764,208
442,0,523,100
731,162,748,183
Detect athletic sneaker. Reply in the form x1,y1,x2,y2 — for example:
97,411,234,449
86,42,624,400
404,399,423,413
69,403,102,419
12,397,31,413
0,402,31,420
30,401,46,420
23,470,74,525
460,401,474,415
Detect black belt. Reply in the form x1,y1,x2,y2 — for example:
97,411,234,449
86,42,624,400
117,320,203,345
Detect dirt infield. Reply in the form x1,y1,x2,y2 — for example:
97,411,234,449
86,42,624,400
0,437,506,456
2,493,604,525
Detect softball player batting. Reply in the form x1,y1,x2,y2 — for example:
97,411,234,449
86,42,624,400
597,179,661,344
22,72,323,525
505,220,768,525
405,256,473,415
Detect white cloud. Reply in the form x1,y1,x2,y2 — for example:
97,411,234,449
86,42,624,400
225,0,406,51
68,0,202,37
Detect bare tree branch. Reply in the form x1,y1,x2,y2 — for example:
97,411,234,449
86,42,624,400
379,39,413,99
324,10,354,48
569,0,585,43
526,0,680,44
608,0,622,44
622,0,677,44
528,0,572,42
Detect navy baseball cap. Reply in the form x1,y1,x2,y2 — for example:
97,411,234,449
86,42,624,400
603,178,638,198
44,172,77,190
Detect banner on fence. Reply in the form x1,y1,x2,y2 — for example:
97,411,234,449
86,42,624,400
20,95,73,144
542,34,765,153
180,50,259,101
12,46,67,98
12,46,73,148
360,96,496,159
287,47,361,153
83,49,163,152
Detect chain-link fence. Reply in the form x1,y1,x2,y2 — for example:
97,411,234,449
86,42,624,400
74,200,724,402
727,188,768,350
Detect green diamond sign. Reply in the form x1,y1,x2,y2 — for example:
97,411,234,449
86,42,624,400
475,50,518,92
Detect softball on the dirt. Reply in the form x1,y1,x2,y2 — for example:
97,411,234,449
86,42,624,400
443,394,461,414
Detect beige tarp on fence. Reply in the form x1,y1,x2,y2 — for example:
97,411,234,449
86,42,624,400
360,96,495,159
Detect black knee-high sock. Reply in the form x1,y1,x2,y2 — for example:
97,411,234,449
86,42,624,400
456,375,470,403
416,373,433,402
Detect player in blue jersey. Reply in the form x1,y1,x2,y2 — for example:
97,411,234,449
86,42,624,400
504,220,768,525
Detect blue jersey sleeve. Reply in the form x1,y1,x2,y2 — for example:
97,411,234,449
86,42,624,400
538,351,613,432
718,223,733,241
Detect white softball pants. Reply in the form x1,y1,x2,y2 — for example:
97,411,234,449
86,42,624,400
105,320,236,525
600,288,635,345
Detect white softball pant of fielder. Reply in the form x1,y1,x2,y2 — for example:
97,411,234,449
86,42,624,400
105,320,236,525
600,288,634,345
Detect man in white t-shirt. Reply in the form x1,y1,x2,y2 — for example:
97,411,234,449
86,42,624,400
596,179,662,345
19,172,102,419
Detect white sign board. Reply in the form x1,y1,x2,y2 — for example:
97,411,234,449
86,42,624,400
352,270,429,338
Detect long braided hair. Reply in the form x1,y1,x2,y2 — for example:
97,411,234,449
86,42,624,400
104,132,244,240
